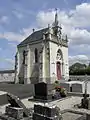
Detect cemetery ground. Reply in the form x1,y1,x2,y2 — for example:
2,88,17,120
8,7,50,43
0,83,84,120
0,82,90,119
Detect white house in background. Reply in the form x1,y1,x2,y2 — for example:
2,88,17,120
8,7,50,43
15,10,69,84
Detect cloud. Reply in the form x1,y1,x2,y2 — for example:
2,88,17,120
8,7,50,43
0,32,24,42
5,58,15,64
0,57,14,63
22,26,38,36
70,44,90,55
69,55,89,66
69,3,90,27
69,55,88,61
37,9,55,28
0,2,90,69
36,3,90,54
0,57,14,68
12,8,36,17
0,25,38,42
0,57,14,69
35,3,90,65
8,42,17,48
69,28,90,45
0,2,90,54
0,48,2,51
12,10,23,19
63,0,69,6
42,2,48,9
0,16,9,24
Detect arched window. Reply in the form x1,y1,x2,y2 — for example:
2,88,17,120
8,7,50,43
35,48,38,63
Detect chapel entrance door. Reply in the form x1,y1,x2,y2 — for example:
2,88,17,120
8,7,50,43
56,62,61,80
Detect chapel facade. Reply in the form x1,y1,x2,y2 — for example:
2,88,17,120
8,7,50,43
15,10,69,84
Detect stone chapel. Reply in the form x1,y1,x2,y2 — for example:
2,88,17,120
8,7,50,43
15,10,69,84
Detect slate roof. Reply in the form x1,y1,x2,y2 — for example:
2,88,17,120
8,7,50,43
18,27,48,47
17,26,68,47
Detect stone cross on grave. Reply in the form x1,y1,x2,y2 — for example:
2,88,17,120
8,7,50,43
84,74,88,96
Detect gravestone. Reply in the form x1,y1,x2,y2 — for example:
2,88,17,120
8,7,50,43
60,82,71,92
34,104,43,115
43,106,58,117
7,93,30,117
0,93,32,120
34,104,58,117
72,82,85,93
33,104,62,120
5,106,23,119
34,82,53,100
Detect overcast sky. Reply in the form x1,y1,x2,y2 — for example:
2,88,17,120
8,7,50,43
0,0,90,69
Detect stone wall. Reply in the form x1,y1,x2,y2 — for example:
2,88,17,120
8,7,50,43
0,70,15,83
1,71,90,83
70,75,90,81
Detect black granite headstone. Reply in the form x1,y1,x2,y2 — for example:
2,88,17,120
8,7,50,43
34,82,53,100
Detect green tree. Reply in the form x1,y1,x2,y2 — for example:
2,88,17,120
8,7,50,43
69,62,87,75
86,66,90,75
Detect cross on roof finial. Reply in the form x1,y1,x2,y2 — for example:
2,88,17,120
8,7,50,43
54,8,58,26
